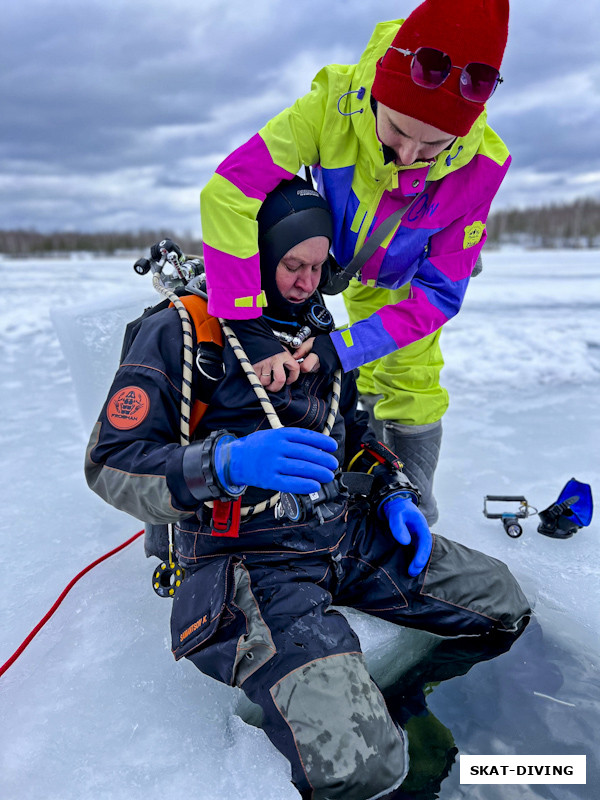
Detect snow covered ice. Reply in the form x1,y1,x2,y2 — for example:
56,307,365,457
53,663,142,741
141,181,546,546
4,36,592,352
0,248,598,799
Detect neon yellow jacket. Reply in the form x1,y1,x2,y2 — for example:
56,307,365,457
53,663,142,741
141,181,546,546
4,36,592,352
201,20,510,371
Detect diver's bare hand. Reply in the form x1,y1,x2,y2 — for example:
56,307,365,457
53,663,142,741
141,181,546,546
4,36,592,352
253,351,300,392
293,337,320,373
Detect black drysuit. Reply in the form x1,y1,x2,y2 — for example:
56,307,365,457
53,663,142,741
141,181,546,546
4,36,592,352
86,304,530,800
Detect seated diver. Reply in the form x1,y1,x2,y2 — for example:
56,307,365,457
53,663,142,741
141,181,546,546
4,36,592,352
85,176,531,800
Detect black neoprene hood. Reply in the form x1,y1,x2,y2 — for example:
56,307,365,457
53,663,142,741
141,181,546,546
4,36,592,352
258,176,332,260
257,176,333,317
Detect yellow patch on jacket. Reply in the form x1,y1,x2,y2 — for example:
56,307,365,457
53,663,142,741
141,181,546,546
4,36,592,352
463,221,486,249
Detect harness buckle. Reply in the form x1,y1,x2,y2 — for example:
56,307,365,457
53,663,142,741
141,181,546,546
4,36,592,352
211,497,242,537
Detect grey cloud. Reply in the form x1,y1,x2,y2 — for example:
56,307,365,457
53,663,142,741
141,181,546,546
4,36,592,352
2,0,599,232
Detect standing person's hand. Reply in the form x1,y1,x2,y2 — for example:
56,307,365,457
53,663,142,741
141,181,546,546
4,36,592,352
294,335,341,376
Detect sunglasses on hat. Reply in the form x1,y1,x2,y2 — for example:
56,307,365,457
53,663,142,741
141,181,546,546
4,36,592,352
382,45,503,103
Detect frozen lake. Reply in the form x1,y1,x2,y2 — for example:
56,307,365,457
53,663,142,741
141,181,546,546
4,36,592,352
0,247,598,799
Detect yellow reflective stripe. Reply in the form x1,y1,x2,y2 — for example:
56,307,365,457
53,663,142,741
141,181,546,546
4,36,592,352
365,279,377,288
341,329,354,347
234,291,268,309
350,202,368,233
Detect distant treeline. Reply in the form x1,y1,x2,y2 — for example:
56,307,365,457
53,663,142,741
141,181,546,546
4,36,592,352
1,197,599,255
0,229,203,257
485,197,600,248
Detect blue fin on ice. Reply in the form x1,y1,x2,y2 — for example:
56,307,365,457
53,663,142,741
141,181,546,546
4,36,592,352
556,478,593,527
538,478,593,538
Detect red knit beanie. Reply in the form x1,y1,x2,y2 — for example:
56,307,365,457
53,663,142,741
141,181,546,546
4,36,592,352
372,0,509,136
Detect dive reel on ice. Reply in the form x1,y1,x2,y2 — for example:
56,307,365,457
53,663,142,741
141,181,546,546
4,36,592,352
483,478,593,539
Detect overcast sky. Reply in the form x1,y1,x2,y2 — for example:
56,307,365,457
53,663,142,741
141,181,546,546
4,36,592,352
2,0,599,234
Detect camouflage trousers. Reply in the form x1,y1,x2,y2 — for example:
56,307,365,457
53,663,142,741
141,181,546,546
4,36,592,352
170,503,530,800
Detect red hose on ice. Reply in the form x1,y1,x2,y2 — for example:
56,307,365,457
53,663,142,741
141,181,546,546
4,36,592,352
0,529,144,679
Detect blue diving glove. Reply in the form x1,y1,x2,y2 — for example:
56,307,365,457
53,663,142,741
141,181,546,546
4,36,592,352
215,428,338,495
382,493,433,577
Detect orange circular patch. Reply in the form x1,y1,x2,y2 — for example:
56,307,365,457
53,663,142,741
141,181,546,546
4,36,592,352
107,386,150,430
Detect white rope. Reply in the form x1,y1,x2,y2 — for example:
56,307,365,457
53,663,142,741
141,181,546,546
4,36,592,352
152,275,194,447
151,274,342,519
218,320,342,518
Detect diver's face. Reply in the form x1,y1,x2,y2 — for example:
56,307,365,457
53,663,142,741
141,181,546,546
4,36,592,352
275,236,329,303
376,103,455,165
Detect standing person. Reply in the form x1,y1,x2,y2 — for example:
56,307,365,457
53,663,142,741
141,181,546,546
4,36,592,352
87,178,530,800
200,0,511,524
